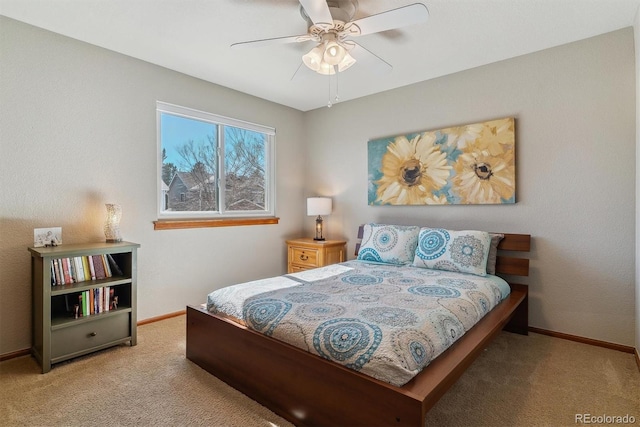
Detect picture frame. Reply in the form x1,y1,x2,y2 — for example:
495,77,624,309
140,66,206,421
34,227,62,247
368,117,516,205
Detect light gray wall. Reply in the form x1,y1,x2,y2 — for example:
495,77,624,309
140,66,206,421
304,28,636,346
0,17,306,354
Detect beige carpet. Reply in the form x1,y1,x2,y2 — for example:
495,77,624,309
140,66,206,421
1,315,638,426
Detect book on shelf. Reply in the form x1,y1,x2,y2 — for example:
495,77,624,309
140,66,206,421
92,255,106,280
102,255,112,277
79,293,85,317
62,258,71,284
73,257,85,283
49,254,123,286
68,258,77,283
107,254,123,276
55,259,64,285
82,256,91,281
52,259,61,285
65,258,72,283
89,289,95,315
72,286,115,317
87,255,96,280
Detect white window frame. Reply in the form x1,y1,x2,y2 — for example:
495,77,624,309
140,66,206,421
157,101,276,220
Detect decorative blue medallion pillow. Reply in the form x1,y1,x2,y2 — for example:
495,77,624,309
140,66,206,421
412,228,492,276
357,223,420,265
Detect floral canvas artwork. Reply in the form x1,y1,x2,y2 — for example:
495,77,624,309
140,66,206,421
368,117,515,205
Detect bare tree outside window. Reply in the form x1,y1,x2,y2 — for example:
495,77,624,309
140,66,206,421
173,134,218,212
161,148,178,187
157,102,274,219
225,127,266,211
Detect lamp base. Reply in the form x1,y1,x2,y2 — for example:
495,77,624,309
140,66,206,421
106,238,122,243
314,215,325,241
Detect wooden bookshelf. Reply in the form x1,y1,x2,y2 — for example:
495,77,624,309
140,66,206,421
29,241,140,373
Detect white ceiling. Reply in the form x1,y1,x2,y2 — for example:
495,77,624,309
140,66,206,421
1,0,639,111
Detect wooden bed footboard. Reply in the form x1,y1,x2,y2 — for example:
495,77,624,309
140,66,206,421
186,284,527,427
187,305,423,426
186,232,530,426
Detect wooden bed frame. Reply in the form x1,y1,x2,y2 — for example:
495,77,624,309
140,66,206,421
186,232,531,426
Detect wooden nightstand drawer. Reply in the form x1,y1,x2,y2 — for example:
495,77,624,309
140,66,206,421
289,265,308,273
286,238,347,273
290,246,319,268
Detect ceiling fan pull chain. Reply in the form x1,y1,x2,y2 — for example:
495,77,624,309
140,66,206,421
327,72,332,108
327,65,339,108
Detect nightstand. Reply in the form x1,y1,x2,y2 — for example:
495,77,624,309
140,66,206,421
286,238,347,273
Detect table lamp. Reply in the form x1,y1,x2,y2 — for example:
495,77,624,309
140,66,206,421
104,203,123,243
307,197,332,241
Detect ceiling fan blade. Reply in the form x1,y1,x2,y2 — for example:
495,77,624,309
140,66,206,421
291,62,317,81
348,42,392,74
231,34,311,49
299,0,333,26
347,3,429,37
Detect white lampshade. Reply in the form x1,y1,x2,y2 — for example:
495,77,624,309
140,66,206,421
317,61,336,76
323,41,346,66
337,52,356,72
302,45,324,72
307,197,332,216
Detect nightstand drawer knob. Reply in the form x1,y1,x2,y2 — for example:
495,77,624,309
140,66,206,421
89,332,97,337
299,254,309,261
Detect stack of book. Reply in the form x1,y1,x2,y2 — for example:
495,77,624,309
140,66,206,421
50,254,123,286
75,287,117,318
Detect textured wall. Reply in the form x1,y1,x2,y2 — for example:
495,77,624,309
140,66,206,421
0,17,306,355
304,29,636,346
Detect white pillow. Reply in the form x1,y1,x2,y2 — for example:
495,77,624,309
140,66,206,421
357,223,420,265
412,228,492,276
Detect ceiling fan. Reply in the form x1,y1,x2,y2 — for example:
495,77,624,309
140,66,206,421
231,0,429,78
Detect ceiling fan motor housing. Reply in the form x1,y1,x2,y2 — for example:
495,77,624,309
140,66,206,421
300,0,358,27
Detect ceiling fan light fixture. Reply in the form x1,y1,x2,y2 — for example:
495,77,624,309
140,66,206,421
302,44,324,71
303,41,354,75
337,52,356,72
323,40,346,65
317,61,336,75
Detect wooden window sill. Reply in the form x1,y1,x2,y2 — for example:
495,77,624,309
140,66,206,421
154,217,279,230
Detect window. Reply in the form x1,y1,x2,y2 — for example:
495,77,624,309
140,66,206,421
157,102,275,221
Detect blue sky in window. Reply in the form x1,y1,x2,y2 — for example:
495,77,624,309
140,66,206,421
161,113,215,167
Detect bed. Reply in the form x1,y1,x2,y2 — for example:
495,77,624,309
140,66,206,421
187,225,530,426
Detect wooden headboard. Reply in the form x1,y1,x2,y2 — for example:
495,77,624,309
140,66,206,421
354,225,531,278
493,233,530,277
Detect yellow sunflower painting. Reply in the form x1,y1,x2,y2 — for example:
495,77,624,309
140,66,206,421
368,117,515,205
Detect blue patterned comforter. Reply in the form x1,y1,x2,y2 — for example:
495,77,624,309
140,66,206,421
207,260,510,387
